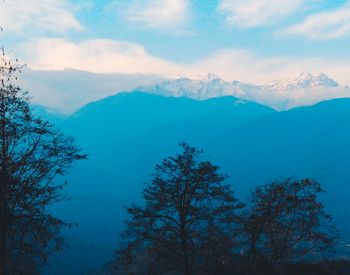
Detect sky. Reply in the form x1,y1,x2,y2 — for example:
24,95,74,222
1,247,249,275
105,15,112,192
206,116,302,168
1,0,350,112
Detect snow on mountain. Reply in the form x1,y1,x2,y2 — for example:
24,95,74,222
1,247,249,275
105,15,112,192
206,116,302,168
137,73,241,99
263,72,339,92
137,73,259,100
136,72,349,110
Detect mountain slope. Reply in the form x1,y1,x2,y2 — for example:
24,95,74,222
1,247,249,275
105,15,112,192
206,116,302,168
211,98,350,248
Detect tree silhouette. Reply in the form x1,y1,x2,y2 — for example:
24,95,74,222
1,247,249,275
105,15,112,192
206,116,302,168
244,178,336,274
115,143,243,275
0,48,22,84
0,73,86,273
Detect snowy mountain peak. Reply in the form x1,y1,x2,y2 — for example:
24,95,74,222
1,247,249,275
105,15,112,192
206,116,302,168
135,72,347,110
198,73,221,82
264,72,339,91
314,73,339,88
137,74,246,99
297,71,313,80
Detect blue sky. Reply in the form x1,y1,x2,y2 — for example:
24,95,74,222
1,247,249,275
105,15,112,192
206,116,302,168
1,0,350,82
1,0,350,112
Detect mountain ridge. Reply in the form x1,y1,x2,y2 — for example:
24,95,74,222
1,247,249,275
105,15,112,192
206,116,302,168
135,72,349,111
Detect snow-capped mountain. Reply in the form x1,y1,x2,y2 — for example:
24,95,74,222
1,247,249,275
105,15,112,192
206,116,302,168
137,73,244,99
137,73,259,99
263,72,339,92
136,72,349,110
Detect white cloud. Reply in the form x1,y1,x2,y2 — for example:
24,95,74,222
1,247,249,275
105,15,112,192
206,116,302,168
107,0,190,30
19,38,182,75
0,0,82,34
285,4,350,40
218,0,302,28
193,51,347,86
19,69,164,114
17,38,350,87
14,37,350,113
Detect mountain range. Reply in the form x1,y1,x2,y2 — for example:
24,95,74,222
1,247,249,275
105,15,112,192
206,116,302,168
25,70,350,114
136,72,350,110
37,87,350,273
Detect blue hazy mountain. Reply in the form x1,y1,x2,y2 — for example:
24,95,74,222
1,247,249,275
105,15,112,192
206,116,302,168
31,104,65,123
43,92,275,274
41,93,350,273
56,92,275,202
212,98,350,243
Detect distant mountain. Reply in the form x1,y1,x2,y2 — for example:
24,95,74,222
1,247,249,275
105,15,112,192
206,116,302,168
31,104,65,123
136,72,349,110
61,92,273,158
21,68,350,115
23,69,350,114
20,68,165,114
263,72,339,91
212,98,350,247
137,73,258,100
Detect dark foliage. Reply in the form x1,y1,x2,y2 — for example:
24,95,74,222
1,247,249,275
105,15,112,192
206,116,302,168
0,72,86,273
0,49,23,84
202,259,350,275
243,178,336,274
278,259,350,275
115,143,243,275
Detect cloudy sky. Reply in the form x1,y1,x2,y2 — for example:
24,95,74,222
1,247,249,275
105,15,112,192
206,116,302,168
1,0,350,112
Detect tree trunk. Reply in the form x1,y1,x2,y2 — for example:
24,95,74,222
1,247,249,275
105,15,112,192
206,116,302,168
0,177,7,275
180,212,191,275
181,229,191,275
0,124,8,275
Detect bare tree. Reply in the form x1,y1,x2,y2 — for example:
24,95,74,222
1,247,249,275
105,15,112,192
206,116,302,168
0,71,86,273
115,143,243,275
244,178,336,274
